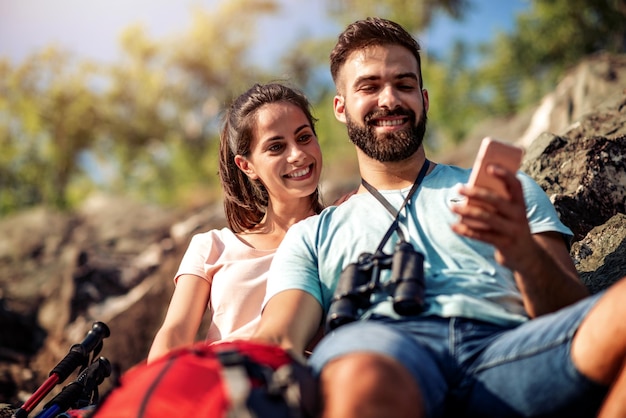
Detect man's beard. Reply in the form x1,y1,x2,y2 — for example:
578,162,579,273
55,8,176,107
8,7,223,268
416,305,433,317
345,107,427,162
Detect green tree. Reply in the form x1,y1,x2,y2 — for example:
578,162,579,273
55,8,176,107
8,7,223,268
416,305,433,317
423,41,488,149
326,0,469,33
0,0,282,214
97,0,280,206
0,49,101,212
6,0,623,214
478,0,626,114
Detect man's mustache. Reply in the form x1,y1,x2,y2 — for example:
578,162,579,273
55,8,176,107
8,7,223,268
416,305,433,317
364,108,416,123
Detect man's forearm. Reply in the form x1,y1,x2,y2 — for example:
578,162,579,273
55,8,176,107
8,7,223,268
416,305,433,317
513,233,589,317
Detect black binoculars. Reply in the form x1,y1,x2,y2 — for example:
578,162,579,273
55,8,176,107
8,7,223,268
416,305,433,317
326,241,426,331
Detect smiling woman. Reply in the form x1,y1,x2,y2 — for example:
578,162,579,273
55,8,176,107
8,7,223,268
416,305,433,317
233,101,323,249
147,83,324,363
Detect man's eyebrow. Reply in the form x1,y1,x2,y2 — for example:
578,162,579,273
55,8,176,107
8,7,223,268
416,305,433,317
353,72,419,86
353,75,380,86
395,72,419,81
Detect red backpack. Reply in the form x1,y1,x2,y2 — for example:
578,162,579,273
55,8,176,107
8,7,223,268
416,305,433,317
90,340,318,418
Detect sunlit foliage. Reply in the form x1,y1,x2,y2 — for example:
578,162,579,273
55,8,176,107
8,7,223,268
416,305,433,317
1,0,624,214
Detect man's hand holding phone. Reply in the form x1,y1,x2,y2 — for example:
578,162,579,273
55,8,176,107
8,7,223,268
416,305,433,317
451,137,527,251
464,137,524,209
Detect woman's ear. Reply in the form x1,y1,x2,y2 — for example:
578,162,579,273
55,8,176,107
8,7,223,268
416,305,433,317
234,155,259,180
333,95,347,124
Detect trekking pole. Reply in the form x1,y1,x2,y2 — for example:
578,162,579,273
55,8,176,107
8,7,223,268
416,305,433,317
12,321,110,418
34,357,112,418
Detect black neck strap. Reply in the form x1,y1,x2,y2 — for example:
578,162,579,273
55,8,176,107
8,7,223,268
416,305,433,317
361,160,430,253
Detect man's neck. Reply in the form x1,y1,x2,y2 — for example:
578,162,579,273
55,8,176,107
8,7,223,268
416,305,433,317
356,148,429,191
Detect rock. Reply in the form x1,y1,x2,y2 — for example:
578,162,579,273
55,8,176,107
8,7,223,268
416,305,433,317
522,134,626,241
517,52,626,148
442,52,626,169
571,214,626,294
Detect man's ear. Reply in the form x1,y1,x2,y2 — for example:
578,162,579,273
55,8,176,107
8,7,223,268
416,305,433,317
333,95,347,124
234,155,259,180
422,88,429,113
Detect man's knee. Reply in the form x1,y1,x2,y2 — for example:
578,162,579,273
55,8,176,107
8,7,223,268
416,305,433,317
321,352,405,387
319,352,424,416
572,283,626,385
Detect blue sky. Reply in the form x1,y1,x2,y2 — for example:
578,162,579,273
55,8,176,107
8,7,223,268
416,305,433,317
425,0,528,60
0,0,529,67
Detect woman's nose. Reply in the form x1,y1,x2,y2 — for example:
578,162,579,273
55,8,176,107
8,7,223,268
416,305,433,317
286,144,306,163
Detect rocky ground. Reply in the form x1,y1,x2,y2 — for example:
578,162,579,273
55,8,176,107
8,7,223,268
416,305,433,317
1,52,626,415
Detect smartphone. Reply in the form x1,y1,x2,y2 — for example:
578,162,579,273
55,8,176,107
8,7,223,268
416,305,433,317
466,137,524,205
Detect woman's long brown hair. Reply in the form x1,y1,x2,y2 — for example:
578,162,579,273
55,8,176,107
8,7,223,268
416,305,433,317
218,83,324,232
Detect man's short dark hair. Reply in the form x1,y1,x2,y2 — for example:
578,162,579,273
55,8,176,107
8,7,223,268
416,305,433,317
330,17,424,89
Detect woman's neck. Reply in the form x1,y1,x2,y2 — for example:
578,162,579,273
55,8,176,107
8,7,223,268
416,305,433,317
237,197,316,250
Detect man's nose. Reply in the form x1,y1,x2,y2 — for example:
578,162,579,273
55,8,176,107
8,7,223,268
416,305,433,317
378,86,401,109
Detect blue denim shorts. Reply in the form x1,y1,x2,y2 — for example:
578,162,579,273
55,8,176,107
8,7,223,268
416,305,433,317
309,293,608,418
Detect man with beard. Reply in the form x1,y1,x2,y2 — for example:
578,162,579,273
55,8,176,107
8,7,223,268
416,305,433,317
253,17,626,418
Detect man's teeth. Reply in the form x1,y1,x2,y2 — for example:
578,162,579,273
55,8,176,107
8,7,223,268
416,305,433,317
286,166,311,178
375,119,404,127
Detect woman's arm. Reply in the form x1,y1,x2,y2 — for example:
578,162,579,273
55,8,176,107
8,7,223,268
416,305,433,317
147,274,211,363
253,289,323,359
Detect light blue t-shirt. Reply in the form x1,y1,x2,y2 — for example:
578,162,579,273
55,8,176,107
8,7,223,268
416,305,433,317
265,164,573,327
